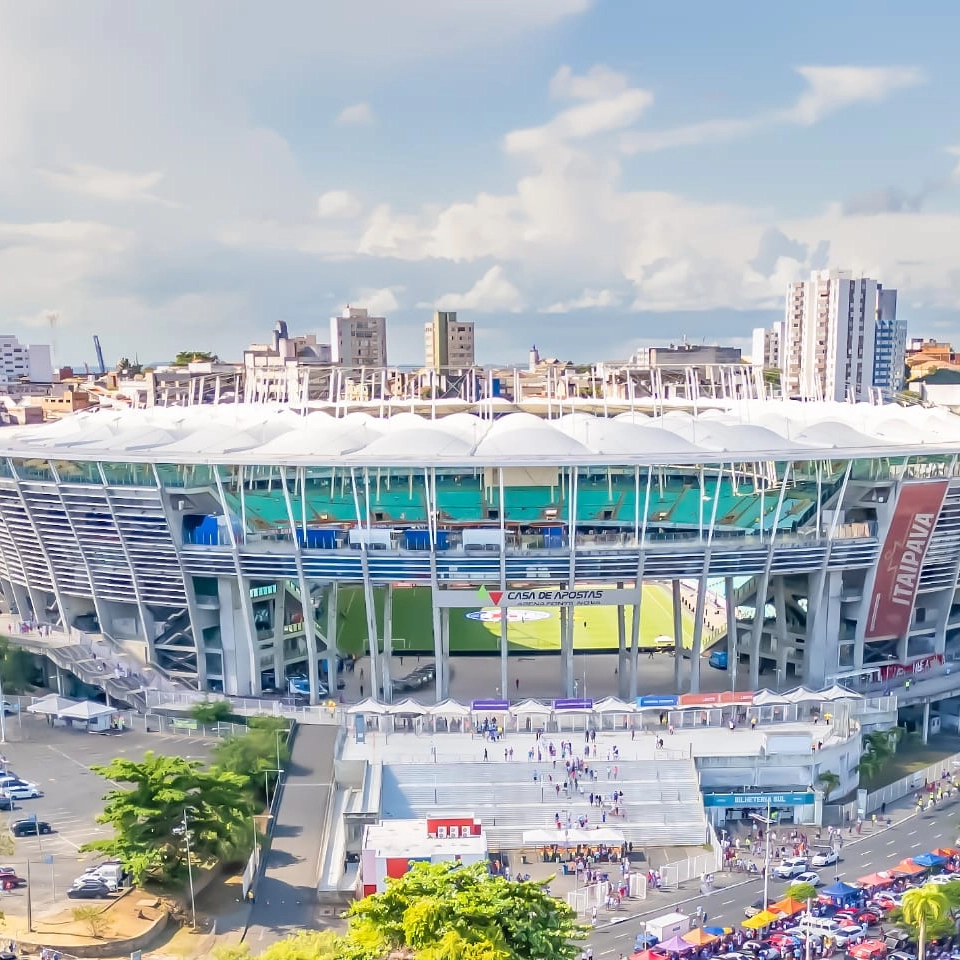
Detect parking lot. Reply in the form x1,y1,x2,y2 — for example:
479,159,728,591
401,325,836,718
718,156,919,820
0,712,216,916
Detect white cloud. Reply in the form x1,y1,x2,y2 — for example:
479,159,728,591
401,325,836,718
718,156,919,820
355,286,402,315
435,267,523,312
947,146,960,180
543,289,621,313
506,66,652,157
550,64,628,101
784,66,926,125
41,164,167,203
336,101,375,126
622,64,925,155
317,189,363,219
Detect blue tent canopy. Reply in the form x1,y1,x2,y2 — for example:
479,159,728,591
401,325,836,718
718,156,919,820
821,881,860,900
913,853,947,868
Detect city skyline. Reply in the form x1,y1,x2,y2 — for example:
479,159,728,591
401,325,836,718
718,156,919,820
1,2,960,365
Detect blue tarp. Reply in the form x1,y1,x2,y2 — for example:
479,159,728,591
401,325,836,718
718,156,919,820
913,852,947,868
821,881,860,900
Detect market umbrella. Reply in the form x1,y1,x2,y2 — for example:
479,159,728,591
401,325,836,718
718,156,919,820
821,880,860,899
771,896,807,916
683,930,719,947
891,860,925,877
631,951,665,960
857,872,895,888
658,936,698,954
742,910,780,929
913,853,947,868
933,848,957,858
704,928,733,937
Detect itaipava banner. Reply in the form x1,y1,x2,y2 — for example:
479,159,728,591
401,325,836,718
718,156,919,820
864,480,949,640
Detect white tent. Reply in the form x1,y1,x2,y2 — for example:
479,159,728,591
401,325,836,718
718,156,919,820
58,700,116,720
783,686,820,704
27,694,79,716
819,684,863,701
752,689,789,706
592,696,636,714
346,698,389,715
522,827,625,846
427,699,471,718
387,698,428,716
509,699,551,716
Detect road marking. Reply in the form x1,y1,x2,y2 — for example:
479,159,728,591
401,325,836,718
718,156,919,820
721,899,735,905
908,830,917,836
44,745,120,787
886,840,896,846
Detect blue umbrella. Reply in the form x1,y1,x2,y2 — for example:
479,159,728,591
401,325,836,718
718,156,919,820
704,927,731,937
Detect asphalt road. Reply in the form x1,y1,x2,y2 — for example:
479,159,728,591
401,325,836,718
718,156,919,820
588,798,960,958
244,724,338,947
0,713,214,915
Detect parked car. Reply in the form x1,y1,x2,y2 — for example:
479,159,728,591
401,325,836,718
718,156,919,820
774,857,809,879
741,940,781,960
0,702,18,716
745,898,778,918
67,879,113,899
1,781,42,800
811,848,839,867
847,939,888,960
0,797,15,812
796,871,822,887
10,818,51,837
833,924,867,947
709,650,728,670
76,871,118,892
0,867,25,890
836,909,881,927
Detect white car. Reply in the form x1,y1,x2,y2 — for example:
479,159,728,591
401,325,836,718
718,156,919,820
76,871,118,892
795,871,822,887
1,781,42,800
810,849,838,867
774,857,809,879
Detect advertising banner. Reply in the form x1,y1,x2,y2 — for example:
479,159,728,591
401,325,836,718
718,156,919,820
436,586,640,608
702,791,815,808
864,480,949,640
879,653,943,681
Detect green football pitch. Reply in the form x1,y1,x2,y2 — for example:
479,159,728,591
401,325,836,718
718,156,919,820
332,584,695,656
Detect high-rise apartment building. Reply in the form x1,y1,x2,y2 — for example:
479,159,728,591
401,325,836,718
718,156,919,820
424,311,475,369
750,323,782,369
765,270,903,402
873,289,907,396
330,306,388,366
0,336,52,384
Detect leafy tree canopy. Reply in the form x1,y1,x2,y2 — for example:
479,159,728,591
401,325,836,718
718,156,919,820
211,716,291,804
174,351,219,367
786,882,818,904
892,883,954,948
0,636,36,693
82,751,254,884
346,860,584,960
214,931,342,960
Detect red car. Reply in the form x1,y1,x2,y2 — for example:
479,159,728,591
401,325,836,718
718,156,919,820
836,909,881,927
0,867,25,890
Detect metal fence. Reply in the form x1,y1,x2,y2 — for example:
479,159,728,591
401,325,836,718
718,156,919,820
863,748,960,814
145,690,343,725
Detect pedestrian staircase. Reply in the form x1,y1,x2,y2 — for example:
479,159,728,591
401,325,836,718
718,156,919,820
380,757,709,851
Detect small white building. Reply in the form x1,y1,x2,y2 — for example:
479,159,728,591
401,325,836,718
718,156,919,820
0,336,52,384
360,815,487,897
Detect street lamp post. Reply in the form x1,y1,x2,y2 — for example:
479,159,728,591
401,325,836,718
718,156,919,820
0,666,7,745
183,809,196,929
751,798,774,912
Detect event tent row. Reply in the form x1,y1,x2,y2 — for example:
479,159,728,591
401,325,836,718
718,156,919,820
27,694,118,731
348,686,862,719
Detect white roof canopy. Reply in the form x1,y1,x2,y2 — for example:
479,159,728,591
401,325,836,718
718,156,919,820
57,700,117,720
4,400,959,466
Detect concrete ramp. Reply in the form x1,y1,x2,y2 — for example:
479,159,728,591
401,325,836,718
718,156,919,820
245,723,338,943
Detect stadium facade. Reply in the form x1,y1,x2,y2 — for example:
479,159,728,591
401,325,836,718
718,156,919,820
0,398,958,703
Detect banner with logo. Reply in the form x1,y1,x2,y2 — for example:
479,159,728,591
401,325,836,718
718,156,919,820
864,480,949,640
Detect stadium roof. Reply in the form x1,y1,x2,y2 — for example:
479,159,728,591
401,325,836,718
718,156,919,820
3,400,960,467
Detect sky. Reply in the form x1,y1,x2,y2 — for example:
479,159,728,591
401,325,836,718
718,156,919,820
2,0,960,368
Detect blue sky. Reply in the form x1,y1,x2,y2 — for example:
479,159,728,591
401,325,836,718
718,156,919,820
1,0,959,367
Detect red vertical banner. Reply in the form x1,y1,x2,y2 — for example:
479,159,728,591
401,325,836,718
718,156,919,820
864,480,949,640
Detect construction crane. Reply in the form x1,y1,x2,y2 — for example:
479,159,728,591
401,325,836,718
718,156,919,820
93,335,106,376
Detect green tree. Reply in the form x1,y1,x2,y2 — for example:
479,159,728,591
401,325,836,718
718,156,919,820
211,717,290,804
214,930,344,960
191,699,233,723
901,884,950,960
82,751,255,884
347,860,584,960
787,882,819,904
0,636,35,693
174,351,219,367
817,771,841,800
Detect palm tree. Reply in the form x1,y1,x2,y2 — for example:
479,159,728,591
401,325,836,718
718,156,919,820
902,883,949,960
817,771,841,800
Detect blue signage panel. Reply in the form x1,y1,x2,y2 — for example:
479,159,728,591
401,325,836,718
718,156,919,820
702,792,816,808
637,695,679,708
553,698,594,710
471,699,510,711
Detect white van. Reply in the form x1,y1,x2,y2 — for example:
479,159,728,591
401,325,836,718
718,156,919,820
797,917,841,938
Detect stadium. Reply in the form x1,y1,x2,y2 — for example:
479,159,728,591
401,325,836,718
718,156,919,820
0,396,958,704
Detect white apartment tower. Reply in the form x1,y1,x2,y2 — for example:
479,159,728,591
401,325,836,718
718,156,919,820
776,270,901,402
0,336,53,384
424,311,475,369
751,322,782,369
330,306,388,367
